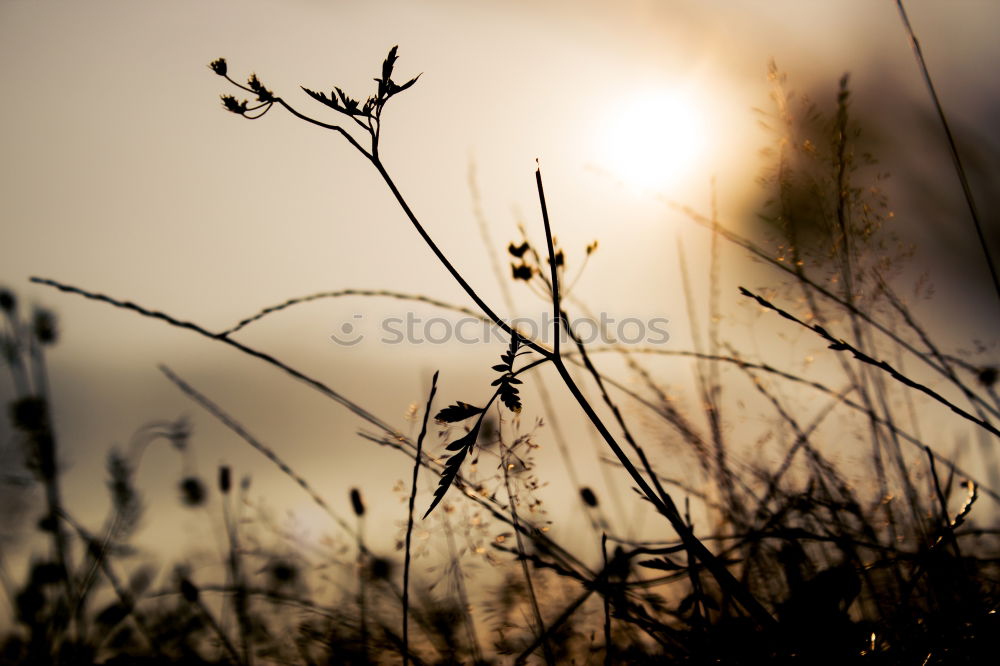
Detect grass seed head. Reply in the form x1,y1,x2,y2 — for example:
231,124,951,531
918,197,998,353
350,487,366,517
179,476,206,507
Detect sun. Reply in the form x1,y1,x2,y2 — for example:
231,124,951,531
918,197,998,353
602,91,706,192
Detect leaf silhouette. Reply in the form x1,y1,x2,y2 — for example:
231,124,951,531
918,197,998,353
436,402,484,423
497,377,522,413
638,557,684,571
335,87,355,109
445,435,473,452
423,422,480,519
393,74,421,95
500,334,520,369
492,334,524,412
382,45,399,83
301,87,340,111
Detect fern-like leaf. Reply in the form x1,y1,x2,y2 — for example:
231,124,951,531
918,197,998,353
497,377,522,413
382,45,399,84
389,74,421,95
436,402,484,423
638,557,684,571
492,334,525,413
301,87,341,112
423,423,480,518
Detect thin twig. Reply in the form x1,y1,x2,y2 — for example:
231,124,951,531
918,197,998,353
530,174,776,627
739,286,999,438
403,371,438,666
472,161,601,531
894,0,1000,303
663,198,999,417
158,365,360,539
578,346,1000,503
501,428,554,666
222,288,482,337
603,533,612,666
31,276,403,439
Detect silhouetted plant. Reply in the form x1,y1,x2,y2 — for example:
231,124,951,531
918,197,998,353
12,39,1000,665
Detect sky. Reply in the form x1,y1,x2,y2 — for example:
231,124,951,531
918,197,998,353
1,0,998,618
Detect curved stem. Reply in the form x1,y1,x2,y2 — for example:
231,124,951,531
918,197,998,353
536,165,562,358
371,158,549,358
224,74,779,628
273,98,373,160
403,372,437,666
550,357,776,627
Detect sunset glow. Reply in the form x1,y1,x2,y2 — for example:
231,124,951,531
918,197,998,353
602,91,706,191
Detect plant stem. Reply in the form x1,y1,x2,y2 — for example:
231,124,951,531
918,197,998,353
501,437,555,666
536,164,562,359
602,533,612,666
740,286,999,438
894,0,1000,304
371,158,549,357
223,479,252,666
532,170,775,626
404,371,438,666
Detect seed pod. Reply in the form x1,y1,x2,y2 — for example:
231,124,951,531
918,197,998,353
269,560,297,585
32,309,57,346
368,557,392,581
0,289,16,313
350,488,365,517
511,263,533,281
580,487,599,508
218,466,231,494
11,397,47,432
179,477,206,507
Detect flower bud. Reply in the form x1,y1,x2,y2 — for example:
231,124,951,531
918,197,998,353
209,58,227,77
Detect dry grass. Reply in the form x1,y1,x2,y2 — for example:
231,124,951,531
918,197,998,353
1,44,998,665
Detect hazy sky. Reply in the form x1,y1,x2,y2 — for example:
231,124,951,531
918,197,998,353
1,0,998,603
